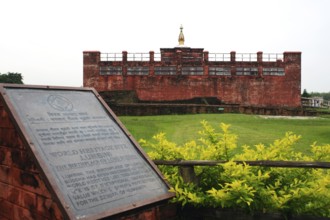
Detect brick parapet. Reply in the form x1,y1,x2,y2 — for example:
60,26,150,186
83,51,100,87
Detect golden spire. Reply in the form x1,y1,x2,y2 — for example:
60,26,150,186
178,25,185,46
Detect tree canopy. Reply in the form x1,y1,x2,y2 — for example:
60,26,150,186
0,72,24,84
301,89,311,98
302,89,330,101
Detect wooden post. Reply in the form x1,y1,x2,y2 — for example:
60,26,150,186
179,166,199,185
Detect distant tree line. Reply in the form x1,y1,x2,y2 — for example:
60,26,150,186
0,72,23,84
302,89,330,101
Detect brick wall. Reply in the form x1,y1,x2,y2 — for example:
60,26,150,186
0,99,64,220
83,49,301,108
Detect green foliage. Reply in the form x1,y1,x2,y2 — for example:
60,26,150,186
324,93,330,101
198,121,237,161
311,143,330,161
140,122,330,218
310,91,330,101
168,174,205,207
0,72,24,84
302,89,311,98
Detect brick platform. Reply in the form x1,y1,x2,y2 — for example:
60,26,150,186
83,49,301,109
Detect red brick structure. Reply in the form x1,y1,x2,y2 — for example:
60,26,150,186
0,99,64,219
83,28,301,109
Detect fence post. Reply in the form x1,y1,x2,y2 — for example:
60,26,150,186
179,166,199,185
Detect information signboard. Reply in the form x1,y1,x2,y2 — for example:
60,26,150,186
0,84,173,220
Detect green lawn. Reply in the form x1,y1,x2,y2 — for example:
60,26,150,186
119,114,330,155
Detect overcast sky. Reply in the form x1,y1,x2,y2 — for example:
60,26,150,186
1,0,329,92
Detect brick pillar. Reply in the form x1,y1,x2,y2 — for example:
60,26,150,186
203,51,209,76
122,51,127,76
230,51,236,62
284,52,301,65
203,51,209,62
83,51,100,65
257,51,263,63
257,51,263,76
230,51,236,75
176,50,182,75
122,51,128,62
83,51,100,87
149,51,154,76
284,51,302,107
149,51,154,62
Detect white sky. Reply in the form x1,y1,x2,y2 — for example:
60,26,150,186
1,0,329,92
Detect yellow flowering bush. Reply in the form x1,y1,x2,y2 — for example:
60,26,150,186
139,121,330,217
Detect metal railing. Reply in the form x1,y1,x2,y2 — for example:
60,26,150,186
154,160,330,184
100,53,122,61
100,52,284,62
154,53,161,61
324,101,330,108
208,53,231,62
154,160,330,168
208,53,283,62
263,53,283,62
127,53,150,61
302,97,329,108
236,53,258,62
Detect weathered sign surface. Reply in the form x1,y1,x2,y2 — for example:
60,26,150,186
0,84,173,219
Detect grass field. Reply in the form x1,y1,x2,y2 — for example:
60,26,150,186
119,113,330,155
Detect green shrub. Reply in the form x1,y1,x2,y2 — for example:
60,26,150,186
139,121,330,217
